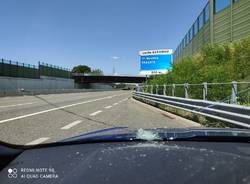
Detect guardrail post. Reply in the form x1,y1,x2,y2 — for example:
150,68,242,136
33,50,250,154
231,81,238,104
137,85,140,92
151,85,153,94
140,86,143,92
156,85,159,94
172,84,176,97
163,84,166,96
184,83,189,99
203,82,208,100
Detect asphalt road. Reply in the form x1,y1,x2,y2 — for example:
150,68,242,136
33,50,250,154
0,90,200,145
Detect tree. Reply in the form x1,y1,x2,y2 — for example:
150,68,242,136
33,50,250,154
71,65,91,74
90,69,104,76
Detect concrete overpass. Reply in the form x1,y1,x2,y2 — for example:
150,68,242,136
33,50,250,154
72,74,147,84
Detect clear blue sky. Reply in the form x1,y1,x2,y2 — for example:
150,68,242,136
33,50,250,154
0,0,207,75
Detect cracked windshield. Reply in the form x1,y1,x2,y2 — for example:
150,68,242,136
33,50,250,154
0,0,249,147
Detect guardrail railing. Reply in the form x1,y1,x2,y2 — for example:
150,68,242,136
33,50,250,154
133,91,250,128
137,81,250,106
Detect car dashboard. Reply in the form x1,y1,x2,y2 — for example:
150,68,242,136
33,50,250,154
0,141,250,184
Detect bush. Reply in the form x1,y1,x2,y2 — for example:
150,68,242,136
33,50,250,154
146,36,250,102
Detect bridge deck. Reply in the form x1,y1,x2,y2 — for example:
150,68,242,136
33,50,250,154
73,75,147,83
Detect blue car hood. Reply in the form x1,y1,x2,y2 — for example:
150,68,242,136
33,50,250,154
61,127,250,143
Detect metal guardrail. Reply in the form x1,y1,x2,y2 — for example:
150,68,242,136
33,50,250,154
138,81,250,105
133,92,250,128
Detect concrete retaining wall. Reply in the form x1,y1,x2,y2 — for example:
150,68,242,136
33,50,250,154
0,76,75,96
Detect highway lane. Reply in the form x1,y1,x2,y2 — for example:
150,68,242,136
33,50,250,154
0,90,200,145
0,91,125,120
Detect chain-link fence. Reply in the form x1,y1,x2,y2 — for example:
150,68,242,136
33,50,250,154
0,59,71,79
138,81,250,106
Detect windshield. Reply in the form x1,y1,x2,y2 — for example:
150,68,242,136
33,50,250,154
0,0,250,146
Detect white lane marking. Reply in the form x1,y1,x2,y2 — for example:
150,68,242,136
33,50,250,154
105,106,112,109
0,102,34,108
25,137,50,145
0,94,125,124
90,110,102,116
113,103,118,106
118,98,127,103
61,120,82,130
